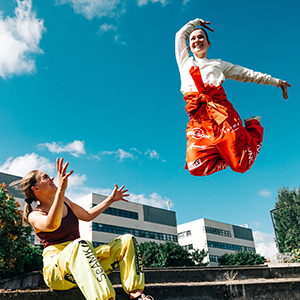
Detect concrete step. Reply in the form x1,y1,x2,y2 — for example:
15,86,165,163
124,264,300,284
1,278,300,300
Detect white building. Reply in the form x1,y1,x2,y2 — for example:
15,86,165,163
177,218,256,266
75,193,178,247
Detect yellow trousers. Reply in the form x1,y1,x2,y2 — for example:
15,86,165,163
42,234,145,300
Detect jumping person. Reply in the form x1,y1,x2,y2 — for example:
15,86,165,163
21,158,154,300
175,19,291,176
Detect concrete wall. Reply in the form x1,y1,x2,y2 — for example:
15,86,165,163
2,265,300,300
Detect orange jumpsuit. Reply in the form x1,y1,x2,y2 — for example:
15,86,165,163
184,66,263,176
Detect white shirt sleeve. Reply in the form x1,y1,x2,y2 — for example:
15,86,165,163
221,60,279,87
175,19,200,69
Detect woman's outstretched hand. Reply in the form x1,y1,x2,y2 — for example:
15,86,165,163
110,184,129,202
199,19,214,32
278,80,291,100
56,158,74,191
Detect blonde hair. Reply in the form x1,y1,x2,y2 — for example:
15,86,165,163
21,170,38,225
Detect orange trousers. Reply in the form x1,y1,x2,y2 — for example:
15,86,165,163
184,66,263,176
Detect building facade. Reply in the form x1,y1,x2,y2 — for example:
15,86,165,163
177,218,255,266
74,193,178,247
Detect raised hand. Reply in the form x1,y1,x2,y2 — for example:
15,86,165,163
110,184,129,202
199,19,214,32
56,158,74,191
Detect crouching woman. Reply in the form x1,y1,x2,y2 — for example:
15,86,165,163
21,157,153,300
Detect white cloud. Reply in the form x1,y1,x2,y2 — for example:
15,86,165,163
136,0,168,6
0,0,45,79
56,0,169,21
117,149,133,160
56,0,123,20
65,174,113,201
101,149,134,161
0,155,113,201
0,153,55,177
0,153,112,200
182,0,190,5
94,148,165,162
38,140,86,157
145,149,160,159
66,186,112,201
259,189,272,198
251,221,261,228
253,230,277,259
114,34,126,45
129,192,172,209
131,147,141,154
68,173,87,188
97,23,117,35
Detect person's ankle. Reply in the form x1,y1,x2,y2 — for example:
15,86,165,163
129,290,143,299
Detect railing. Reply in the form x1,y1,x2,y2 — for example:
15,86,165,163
270,201,300,253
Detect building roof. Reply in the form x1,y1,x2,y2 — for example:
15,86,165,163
0,172,24,199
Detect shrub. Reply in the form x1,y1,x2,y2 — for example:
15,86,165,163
218,251,266,266
289,249,300,263
139,241,208,267
0,184,43,279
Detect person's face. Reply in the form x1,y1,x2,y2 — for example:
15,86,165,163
189,29,210,58
32,171,57,195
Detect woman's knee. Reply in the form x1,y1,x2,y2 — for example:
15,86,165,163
230,163,248,173
122,233,134,240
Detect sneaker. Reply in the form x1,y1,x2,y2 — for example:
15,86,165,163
244,116,261,123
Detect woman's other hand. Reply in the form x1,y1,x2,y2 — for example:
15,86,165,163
199,19,214,32
110,184,129,202
278,79,291,100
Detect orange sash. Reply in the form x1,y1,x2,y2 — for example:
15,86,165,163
184,66,228,125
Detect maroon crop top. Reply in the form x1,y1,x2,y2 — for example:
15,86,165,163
34,203,80,248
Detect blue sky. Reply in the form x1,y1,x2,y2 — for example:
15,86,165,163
0,0,298,258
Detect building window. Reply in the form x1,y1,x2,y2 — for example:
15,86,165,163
28,234,35,245
205,227,231,237
207,240,255,252
92,222,178,242
91,204,138,220
178,230,192,239
92,241,107,248
182,244,193,250
209,255,221,262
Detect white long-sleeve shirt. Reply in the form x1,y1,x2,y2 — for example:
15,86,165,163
175,19,279,94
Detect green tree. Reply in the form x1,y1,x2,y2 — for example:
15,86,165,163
139,241,162,267
218,251,266,266
140,241,208,267
0,184,43,279
190,248,209,266
272,186,300,252
160,242,195,267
